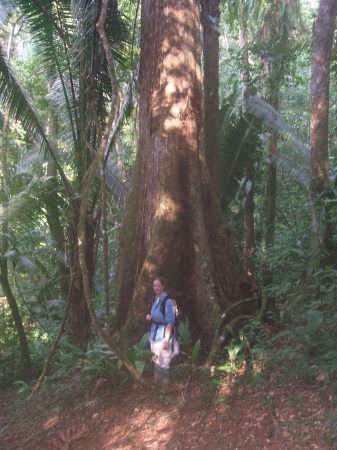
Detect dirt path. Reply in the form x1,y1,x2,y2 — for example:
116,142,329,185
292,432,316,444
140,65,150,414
0,369,335,449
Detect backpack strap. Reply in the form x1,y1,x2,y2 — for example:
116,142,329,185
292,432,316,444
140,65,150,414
160,294,171,317
151,294,171,341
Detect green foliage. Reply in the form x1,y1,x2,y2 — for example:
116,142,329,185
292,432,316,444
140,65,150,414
126,332,152,375
217,340,246,373
178,319,201,364
258,231,337,384
261,300,337,385
82,349,120,387
190,339,201,364
216,319,271,374
0,294,53,389
12,380,31,395
47,333,153,391
0,0,335,405
219,93,263,210
0,0,139,391
178,319,192,350
306,309,323,344
325,408,337,443
51,338,124,390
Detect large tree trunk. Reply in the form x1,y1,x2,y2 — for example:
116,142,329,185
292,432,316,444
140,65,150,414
114,0,258,351
201,0,220,197
309,0,337,273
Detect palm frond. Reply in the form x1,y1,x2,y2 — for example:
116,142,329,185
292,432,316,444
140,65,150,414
0,45,73,197
0,44,39,134
271,152,309,189
104,160,128,206
0,0,14,27
3,249,37,274
46,75,78,148
220,107,262,209
247,95,310,188
16,0,73,73
0,172,65,231
247,95,309,157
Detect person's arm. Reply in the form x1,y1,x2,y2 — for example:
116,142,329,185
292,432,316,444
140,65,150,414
162,323,173,349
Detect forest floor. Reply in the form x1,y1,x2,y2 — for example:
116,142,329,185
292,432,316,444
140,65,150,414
0,356,336,450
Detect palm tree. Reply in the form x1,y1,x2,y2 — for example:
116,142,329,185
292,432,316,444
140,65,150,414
0,0,130,351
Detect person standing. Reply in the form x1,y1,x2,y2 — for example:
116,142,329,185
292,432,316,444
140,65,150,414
146,277,179,385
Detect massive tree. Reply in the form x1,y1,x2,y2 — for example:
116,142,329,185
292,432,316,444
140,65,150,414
114,0,258,351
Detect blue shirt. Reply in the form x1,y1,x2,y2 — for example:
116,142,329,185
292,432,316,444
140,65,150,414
149,293,175,343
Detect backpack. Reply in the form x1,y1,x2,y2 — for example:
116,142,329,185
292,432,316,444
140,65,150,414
153,294,182,337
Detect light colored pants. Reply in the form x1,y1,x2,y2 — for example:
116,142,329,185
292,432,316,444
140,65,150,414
150,339,179,369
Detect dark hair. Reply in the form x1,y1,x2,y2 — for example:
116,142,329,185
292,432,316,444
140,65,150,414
152,276,166,286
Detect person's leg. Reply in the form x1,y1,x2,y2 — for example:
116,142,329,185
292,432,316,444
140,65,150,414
151,342,160,382
156,347,172,385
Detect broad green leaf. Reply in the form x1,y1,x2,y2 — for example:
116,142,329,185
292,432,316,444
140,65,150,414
191,339,201,364
135,360,145,375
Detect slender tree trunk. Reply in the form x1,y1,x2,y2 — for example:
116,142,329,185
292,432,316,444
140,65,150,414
265,86,279,249
0,259,32,380
114,0,258,351
1,110,32,380
239,0,249,114
45,80,94,351
258,0,287,286
239,0,255,267
244,159,255,269
263,1,284,251
68,205,98,351
264,122,278,288
101,161,110,318
309,0,337,273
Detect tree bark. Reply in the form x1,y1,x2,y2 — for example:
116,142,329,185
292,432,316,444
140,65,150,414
201,0,221,197
68,205,97,351
309,0,337,272
101,161,110,318
114,0,258,352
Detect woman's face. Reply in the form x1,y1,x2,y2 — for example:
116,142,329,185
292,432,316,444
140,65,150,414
153,279,164,296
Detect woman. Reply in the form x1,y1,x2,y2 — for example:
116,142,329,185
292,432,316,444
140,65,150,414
146,277,179,385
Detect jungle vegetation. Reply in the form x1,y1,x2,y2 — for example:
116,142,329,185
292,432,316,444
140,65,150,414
0,0,337,402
